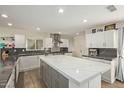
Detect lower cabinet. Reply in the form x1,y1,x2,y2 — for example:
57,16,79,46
51,68,69,88
101,59,117,84
51,68,59,88
20,56,40,72
40,59,69,88
5,58,20,88
58,72,69,88
15,58,20,83
82,57,117,84
5,68,15,88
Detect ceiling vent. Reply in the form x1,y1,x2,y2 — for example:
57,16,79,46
106,5,117,12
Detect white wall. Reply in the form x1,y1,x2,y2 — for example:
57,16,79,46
0,26,73,50
72,31,87,57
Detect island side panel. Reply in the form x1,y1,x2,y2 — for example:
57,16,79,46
69,74,101,88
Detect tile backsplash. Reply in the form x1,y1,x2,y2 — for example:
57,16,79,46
88,48,117,57
98,48,117,57
0,48,44,56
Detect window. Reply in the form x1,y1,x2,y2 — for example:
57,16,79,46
36,40,43,49
27,39,43,50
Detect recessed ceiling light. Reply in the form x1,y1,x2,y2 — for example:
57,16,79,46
1,14,8,18
58,8,64,14
8,23,13,26
36,27,40,31
59,32,61,34
76,33,79,35
83,19,87,23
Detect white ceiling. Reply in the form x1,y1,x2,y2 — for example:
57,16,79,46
0,5,124,35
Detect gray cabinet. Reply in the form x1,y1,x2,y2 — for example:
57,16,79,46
16,58,20,83
59,72,69,88
41,60,52,87
51,68,69,88
45,64,49,86
51,68,59,88
42,61,46,83
40,59,43,80
5,68,15,88
40,60,69,88
47,66,52,87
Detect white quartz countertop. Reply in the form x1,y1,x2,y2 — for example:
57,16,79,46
39,55,110,85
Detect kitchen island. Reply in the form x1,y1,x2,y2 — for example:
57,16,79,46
40,55,110,88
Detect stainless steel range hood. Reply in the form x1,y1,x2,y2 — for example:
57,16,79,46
50,34,63,53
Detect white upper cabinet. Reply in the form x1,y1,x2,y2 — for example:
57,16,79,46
86,34,92,48
60,39,69,47
104,30,118,48
86,30,118,48
15,34,26,48
96,32,105,48
91,33,98,48
104,31,114,48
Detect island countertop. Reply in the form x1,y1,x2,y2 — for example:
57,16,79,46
39,55,110,86
0,55,18,88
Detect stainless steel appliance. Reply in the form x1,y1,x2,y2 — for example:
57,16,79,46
89,48,99,56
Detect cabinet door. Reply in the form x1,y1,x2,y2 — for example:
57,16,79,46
51,68,59,88
86,34,92,48
91,33,98,48
6,69,15,88
59,73,69,88
47,66,52,87
102,70,111,83
40,59,43,80
42,62,46,83
96,32,105,48
51,67,68,88
45,64,49,87
104,31,114,48
16,59,20,83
